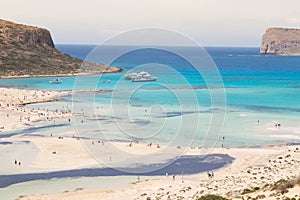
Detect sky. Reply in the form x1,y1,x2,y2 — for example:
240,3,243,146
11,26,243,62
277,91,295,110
1,0,300,46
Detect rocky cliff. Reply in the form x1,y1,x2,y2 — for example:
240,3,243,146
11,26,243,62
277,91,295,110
260,28,300,55
0,19,121,77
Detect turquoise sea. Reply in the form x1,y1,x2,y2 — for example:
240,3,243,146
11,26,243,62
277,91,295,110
1,45,300,148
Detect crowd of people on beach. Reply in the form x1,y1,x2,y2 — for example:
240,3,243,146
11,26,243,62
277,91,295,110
0,89,73,132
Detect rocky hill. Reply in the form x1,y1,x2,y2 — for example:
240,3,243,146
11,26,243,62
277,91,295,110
260,28,300,55
0,19,121,77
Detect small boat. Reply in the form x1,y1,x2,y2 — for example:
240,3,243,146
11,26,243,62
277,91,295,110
49,78,62,84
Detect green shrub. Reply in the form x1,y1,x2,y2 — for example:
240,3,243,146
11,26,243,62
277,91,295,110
272,179,294,194
241,188,255,195
254,186,260,191
197,194,228,200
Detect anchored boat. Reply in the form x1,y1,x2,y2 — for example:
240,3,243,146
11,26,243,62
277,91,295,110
125,71,157,82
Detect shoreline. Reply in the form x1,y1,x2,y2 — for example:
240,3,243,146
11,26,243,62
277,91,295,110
0,87,112,134
0,88,69,134
0,68,123,79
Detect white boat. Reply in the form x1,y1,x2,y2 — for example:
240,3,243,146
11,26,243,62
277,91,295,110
125,72,138,80
125,71,157,82
49,78,62,84
132,76,157,82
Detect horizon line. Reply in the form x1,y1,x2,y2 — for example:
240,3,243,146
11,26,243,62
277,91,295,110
55,43,260,48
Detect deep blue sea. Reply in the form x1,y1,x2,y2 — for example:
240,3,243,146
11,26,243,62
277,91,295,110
1,45,300,148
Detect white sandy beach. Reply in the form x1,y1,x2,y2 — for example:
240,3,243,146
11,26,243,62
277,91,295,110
14,144,300,200
0,88,70,133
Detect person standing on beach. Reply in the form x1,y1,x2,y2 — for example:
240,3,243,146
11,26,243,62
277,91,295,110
221,136,225,148
207,171,214,179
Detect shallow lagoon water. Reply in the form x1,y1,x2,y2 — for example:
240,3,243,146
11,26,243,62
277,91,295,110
1,46,299,148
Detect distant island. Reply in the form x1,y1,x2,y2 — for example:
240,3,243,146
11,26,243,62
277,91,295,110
0,19,122,78
260,27,300,56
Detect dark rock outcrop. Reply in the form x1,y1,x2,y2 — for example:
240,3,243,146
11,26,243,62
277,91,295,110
0,20,55,48
0,19,121,77
260,28,300,55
